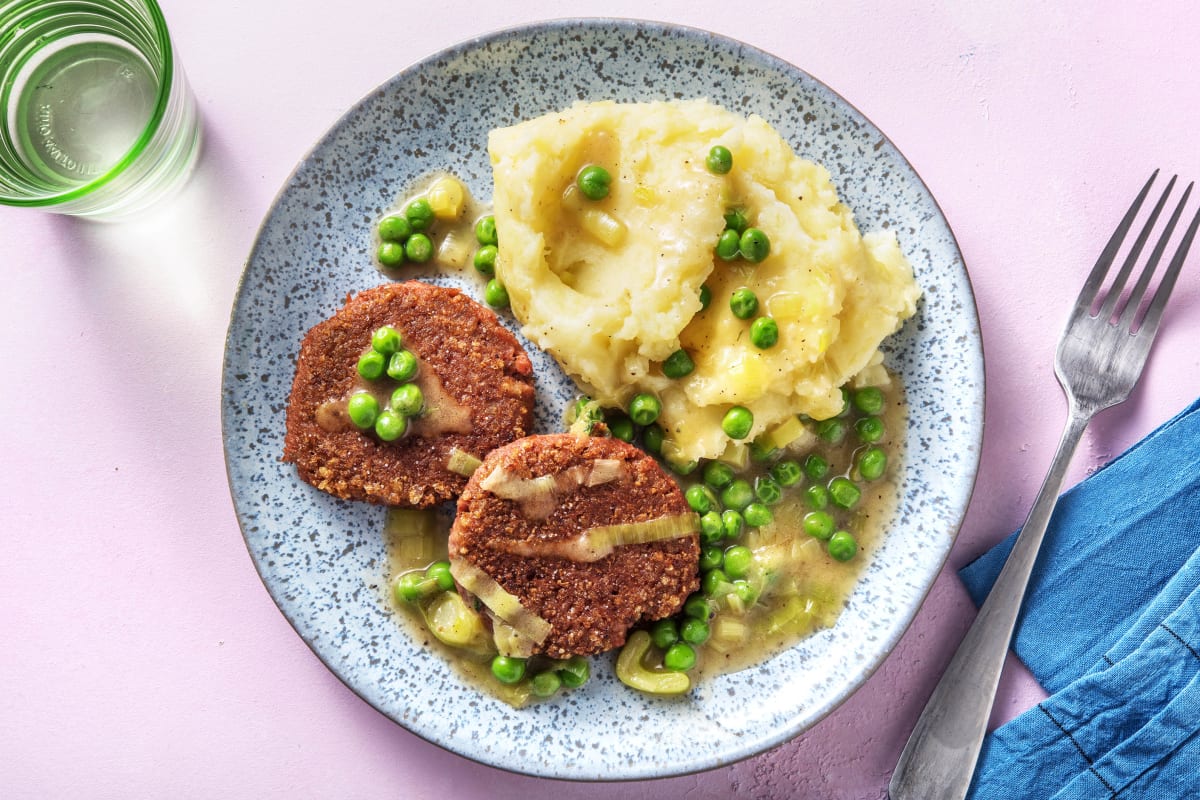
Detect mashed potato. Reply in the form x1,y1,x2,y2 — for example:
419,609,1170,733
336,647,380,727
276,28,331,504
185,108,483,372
489,99,920,464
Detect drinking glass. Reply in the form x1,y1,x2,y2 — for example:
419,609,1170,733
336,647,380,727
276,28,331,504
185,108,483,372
0,0,201,220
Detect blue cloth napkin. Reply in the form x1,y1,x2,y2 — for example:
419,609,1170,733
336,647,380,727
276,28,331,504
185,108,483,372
958,397,1200,799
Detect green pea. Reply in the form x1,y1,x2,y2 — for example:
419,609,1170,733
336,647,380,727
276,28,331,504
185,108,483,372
829,476,862,509
490,655,526,685
729,287,759,319
404,198,434,231
642,423,664,455
702,568,729,596
393,572,425,603
686,484,717,515
828,530,858,562
663,641,697,672
425,560,455,592
374,410,408,442
803,453,830,480
680,617,711,645
484,279,509,308
699,512,724,545
386,349,419,382
723,208,748,233
703,461,735,490
721,406,754,440
605,410,635,442
390,383,424,417
473,244,498,275
346,392,380,429
754,475,783,506
577,164,611,200
684,594,712,620
356,350,386,380
770,459,803,487
723,545,753,579
529,670,562,698
743,502,773,528
853,386,885,415
474,214,498,245
732,579,758,605
371,326,402,355
720,478,754,511
721,509,745,540
558,656,590,688
404,232,434,263
629,393,662,426
805,484,830,510
750,317,779,349
705,145,733,174
377,241,405,267
739,227,770,263
662,349,695,379
699,544,724,571
649,618,679,650
856,416,885,443
699,283,712,311
816,417,847,444
715,228,741,261
858,446,888,481
378,214,412,243
803,510,835,541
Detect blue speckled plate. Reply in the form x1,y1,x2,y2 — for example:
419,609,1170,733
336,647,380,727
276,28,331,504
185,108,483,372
222,19,983,781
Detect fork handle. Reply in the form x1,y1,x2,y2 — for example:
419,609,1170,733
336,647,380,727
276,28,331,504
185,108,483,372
889,405,1093,800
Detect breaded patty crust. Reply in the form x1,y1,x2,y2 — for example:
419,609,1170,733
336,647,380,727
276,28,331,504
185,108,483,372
283,281,535,507
449,434,700,659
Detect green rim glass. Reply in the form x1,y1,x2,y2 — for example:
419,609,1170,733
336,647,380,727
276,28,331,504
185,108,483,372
0,0,198,215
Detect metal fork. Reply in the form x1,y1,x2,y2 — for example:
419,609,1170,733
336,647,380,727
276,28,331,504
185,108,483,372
889,171,1200,800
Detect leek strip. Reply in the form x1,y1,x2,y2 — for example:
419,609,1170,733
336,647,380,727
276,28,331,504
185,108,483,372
446,447,483,477
489,613,538,658
385,508,439,538
477,460,627,520
485,512,698,563
421,591,488,651
582,513,699,557
615,630,690,695
450,559,552,645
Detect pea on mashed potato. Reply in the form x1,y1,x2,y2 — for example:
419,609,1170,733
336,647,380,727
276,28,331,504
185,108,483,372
488,99,920,465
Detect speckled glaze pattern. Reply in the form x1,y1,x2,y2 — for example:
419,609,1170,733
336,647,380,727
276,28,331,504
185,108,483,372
221,19,983,781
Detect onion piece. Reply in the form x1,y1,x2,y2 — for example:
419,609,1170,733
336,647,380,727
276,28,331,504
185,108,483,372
450,559,552,645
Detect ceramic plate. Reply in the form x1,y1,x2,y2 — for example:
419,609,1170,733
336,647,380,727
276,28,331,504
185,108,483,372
222,19,983,780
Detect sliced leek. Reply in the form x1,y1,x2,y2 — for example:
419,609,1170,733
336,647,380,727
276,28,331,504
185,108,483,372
446,447,483,477
485,512,698,563
420,591,489,651
450,559,552,645
477,459,627,520
615,630,690,695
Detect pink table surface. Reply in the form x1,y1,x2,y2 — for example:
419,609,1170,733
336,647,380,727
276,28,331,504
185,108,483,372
3,2,1199,798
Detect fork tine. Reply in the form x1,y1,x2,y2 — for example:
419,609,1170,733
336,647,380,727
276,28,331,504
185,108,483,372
1135,190,1200,339
1099,174,1177,321
1074,170,1159,316
1118,180,1193,330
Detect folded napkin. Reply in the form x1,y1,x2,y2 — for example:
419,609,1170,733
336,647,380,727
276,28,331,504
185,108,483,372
958,397,1200,799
